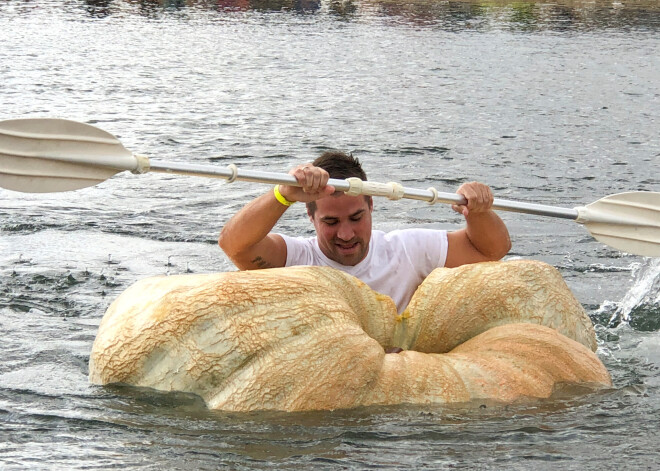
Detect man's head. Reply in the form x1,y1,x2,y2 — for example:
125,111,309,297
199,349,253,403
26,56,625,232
306,151,373,266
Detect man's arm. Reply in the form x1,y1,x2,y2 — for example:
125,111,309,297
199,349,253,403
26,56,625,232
445,182,511,268
218,191,289,270
218,164,334,270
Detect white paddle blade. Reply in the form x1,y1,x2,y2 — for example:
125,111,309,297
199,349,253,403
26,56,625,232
0,118,139,193
577,192,660,257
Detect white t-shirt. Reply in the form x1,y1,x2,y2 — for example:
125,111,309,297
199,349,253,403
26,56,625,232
279,229,448,313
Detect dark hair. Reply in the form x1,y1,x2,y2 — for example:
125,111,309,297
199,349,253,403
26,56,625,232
306,151,370,217
312,151,367,180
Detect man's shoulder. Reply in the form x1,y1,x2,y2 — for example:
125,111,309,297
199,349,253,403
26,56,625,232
379,227,446,242
276,232,323,267
377,228,449,268
369,228,447,255
278,233,316,245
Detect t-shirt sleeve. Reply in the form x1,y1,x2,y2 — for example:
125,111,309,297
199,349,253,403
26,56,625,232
277,233,317,267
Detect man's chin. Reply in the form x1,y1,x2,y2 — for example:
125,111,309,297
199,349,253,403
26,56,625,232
332,248,364,266
335,255,359,266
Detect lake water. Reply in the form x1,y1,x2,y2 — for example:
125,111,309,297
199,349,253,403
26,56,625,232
1,0,660,469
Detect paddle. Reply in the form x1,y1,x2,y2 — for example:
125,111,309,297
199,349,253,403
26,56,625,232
1,118,659,257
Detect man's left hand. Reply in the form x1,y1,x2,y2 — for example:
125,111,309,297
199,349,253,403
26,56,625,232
452,182,494,217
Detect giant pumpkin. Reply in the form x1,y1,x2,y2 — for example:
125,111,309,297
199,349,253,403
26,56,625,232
89,260,611,411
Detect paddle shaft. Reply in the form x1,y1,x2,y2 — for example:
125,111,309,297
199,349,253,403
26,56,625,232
3,117,659,256
148,160,579,220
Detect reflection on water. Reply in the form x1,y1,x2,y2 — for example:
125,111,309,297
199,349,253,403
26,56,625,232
75,0,660,29
364,0,660,30
2,0,660,468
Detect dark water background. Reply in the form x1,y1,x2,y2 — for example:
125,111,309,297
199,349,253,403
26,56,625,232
1,0,660,469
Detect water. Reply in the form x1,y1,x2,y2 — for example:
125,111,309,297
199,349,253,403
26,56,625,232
1,0,660,468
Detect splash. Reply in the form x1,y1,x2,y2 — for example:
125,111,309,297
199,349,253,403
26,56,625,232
612,259,660,331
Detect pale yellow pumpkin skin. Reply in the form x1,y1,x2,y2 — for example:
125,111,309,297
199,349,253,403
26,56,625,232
89,260,611,412
397,260,598,353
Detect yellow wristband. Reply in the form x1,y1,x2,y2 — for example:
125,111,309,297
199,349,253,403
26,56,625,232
273,185,294,207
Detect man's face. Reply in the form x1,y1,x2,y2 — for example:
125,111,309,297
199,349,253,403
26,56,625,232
309,193,373,266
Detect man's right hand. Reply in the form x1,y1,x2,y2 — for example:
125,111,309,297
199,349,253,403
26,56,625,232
279,163,336,203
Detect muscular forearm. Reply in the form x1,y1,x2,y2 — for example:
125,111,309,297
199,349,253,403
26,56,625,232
218,189,288,267
218,164,334,270
465,210,511,260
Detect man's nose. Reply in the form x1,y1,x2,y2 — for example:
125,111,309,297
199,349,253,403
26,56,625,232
336,222,355,241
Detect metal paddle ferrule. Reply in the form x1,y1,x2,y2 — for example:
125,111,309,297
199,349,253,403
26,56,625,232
0,117,658,257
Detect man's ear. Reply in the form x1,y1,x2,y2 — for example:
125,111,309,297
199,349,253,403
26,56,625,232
368,196,374,211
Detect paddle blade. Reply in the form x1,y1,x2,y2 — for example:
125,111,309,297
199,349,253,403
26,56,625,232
0,118,138,193
577,192,660,257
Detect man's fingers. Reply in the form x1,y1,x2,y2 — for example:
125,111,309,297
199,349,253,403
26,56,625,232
284,163,333,202
298,165,328,193
320,170,329,188
309,167,324,191
456,182,494,213
452,204,469,216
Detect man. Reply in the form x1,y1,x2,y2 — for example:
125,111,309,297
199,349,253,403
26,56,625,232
219,151,511,313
